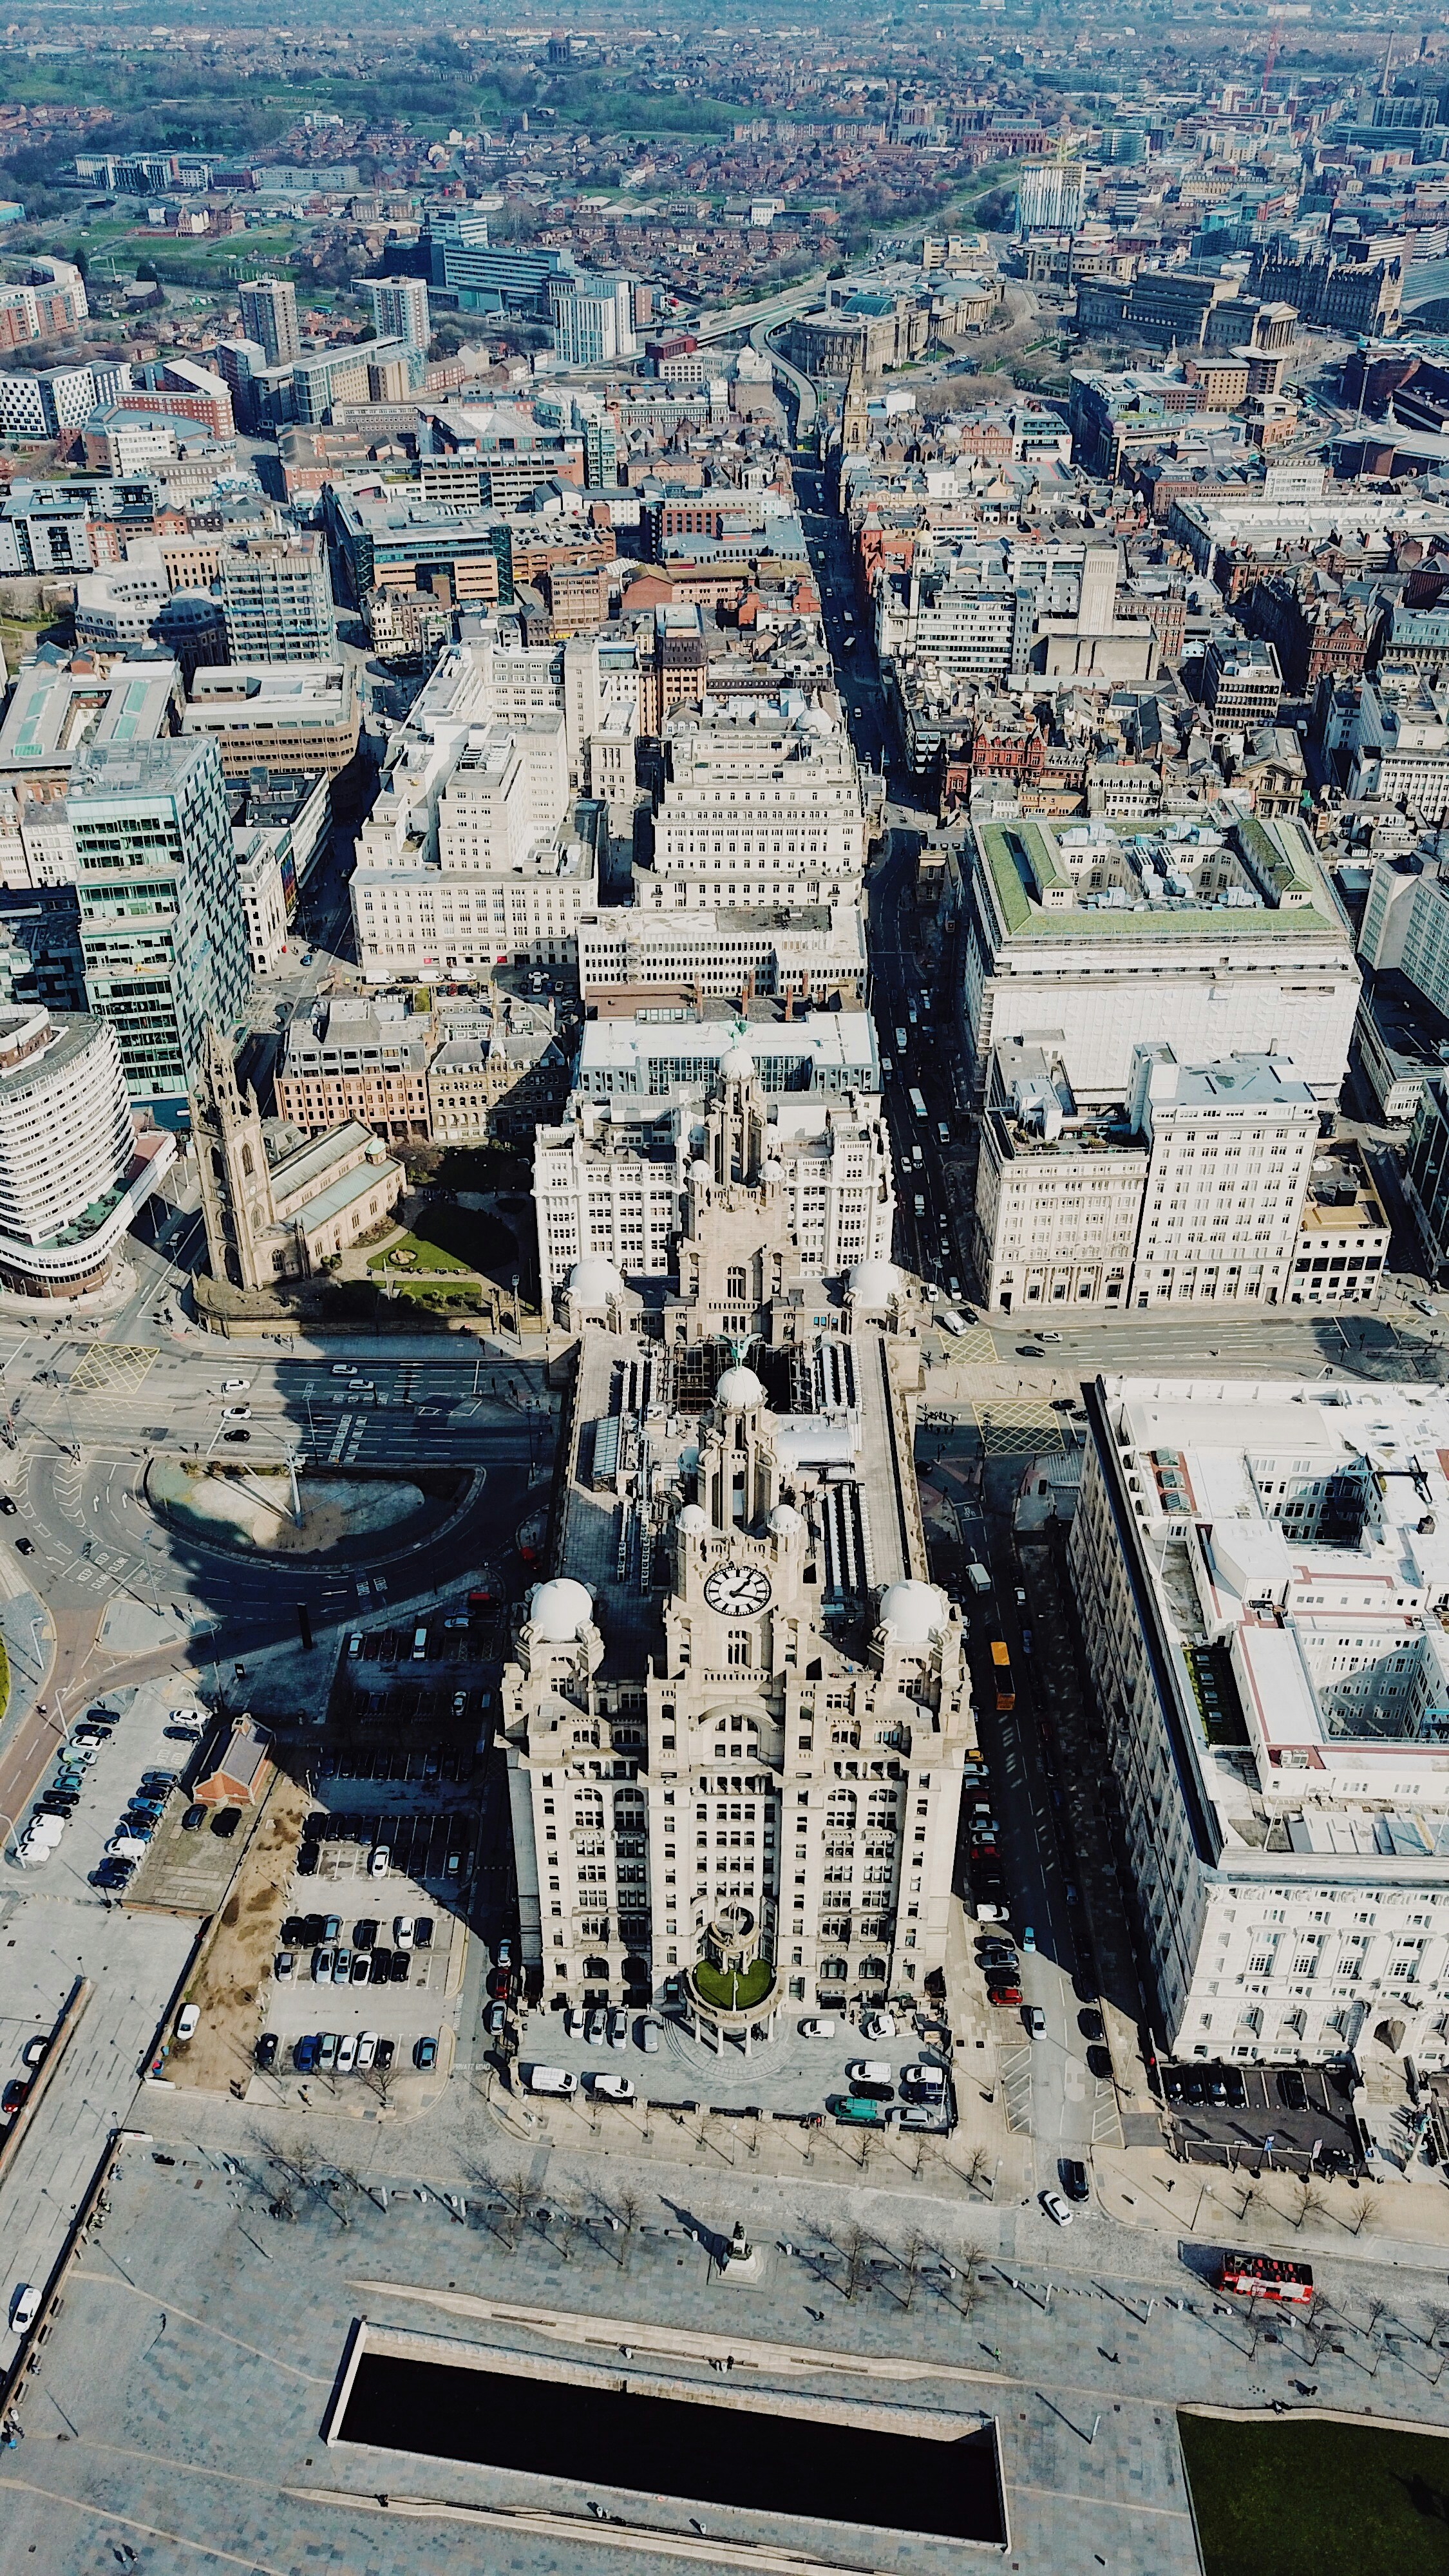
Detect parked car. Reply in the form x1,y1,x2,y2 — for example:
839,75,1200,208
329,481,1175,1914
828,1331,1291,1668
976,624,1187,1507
368,1845,389,1878
332,1948,352,1984
316,2033,339,2071
223,1430,251,1445
1,2080,29,2116
638,2018,660,2054
350,1953,371,1986
370,1949,393,1985
830,2094,886,2125
592,2072,634,2101
176,2005,200,2043
585,2008,607,2044
312,1947,334,1984
293,2036,319,2072
414,2035,438,2070
388,1951,410,1984
211,1810,242,1839
274,1952,295,1982
356,2032,377,2070
607,2009,628,2050
375,2039,395,2072
254,2033,279,2072
483,2002,507,2036
1061,2158,1090,2201
181,1804,207,1832
860,2011,896,2041
336,2034,358,2074
415,1917,433,1949
800,2017,837,2039
9,2284,40,2333
1025,2005,1046,2039
393,1917,415,1949
1040,2189,1073,2228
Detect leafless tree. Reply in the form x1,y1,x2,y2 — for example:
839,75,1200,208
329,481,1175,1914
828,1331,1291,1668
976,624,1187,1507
614,2188,643,2269
898,2230,929,2312
838,2222,871,2303
1424,2303,1449,2368
500,2166,535,2247
1293,2177,1325,2231
965,2143,992,2195
1353,2192,1379,2240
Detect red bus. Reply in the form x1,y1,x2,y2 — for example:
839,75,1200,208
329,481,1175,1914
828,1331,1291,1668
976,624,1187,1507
1217,2251,1313,2304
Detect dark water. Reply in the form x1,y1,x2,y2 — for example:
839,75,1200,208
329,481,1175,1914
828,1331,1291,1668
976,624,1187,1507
343,2351,1005,2544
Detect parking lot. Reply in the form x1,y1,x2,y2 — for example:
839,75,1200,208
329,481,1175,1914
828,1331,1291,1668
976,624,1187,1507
3,1679,216,1904
505,2000,956,2128
1159,2058,1359,2172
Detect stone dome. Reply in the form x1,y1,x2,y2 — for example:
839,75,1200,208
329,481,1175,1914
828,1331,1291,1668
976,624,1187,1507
719,1042,755,1083
677,1502,708,1536
768,1502,803,1536
690,1158,713,1192
762,1157,784,1189
878,1578,947,1644
848,1258,903,1307
527,1577,596,1643
715,1362,766,1411
567,1255,624,1303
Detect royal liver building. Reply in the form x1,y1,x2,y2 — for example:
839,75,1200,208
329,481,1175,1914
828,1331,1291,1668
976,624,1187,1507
501,1046,976,2022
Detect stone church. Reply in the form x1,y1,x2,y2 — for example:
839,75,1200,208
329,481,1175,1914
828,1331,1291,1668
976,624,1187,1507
191,1025,404,1293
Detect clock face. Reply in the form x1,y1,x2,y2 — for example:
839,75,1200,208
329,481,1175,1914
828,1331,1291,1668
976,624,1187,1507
703,1562,773,1616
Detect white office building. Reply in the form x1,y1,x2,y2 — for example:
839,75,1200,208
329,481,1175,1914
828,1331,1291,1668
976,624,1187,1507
365,276,430,353
577,902,868,1006
1070,1374,1449,2072
641,702,868,914
958,811,1361,1102
0,1003,175,1297
535,1079,895,1294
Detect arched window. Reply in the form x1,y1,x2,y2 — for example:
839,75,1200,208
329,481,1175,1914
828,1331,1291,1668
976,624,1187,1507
819,1957,848,1982
859,1956,887,1983
583,1955,609,1978
241,1141,254,1178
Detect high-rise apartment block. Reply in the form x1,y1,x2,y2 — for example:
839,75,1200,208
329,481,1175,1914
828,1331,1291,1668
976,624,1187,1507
217,535,334,664
365,276,430,353
66,737,251,1113
237,277,301,367
504,1048,971,2012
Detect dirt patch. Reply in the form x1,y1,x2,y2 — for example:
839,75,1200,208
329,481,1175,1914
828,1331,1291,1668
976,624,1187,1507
168,1771,311,2097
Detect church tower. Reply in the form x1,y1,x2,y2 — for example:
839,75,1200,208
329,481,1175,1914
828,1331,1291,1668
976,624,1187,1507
191,1024,276,1291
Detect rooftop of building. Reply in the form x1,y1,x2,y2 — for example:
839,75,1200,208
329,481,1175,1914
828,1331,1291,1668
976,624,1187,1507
576,1007,878,1082
1357,961,1449,1078
186,663,353,710
1095,1372,1449,1869
971,809,1344,944
0,657,178,772
553,1326,916,1683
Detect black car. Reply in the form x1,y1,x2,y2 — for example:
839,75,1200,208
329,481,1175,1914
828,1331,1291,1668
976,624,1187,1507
91,1859,133,1889
14,1535,32,1554
223,1428,251,1444
370,1948,392,1984
296,1844,317,1875
1079,2007,1105,2043
301,1914,326,1946
354,1919,378,1950
1087,2044,1115,2081
0,1494,16,1514
415,1917,434,1949
254,2032,279,2071
210,1808,242,1839
388,1949,410,1983
37,1794,78,1816
849,2077,895,2104
181,1804,207,1832
1061,2157,1090,2201
375,2038,395,2072
281,1917,307,1947
1278,2068,1307,2110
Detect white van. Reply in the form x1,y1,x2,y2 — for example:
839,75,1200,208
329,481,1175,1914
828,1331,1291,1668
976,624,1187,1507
412,1626,428,1662
941,1308,967,1336
527,2065,578,2095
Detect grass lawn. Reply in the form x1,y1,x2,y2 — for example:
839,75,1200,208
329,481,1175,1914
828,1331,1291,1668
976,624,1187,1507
368,1231,470,1277
1179,2411,1449,2576
691,1957,775,2012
